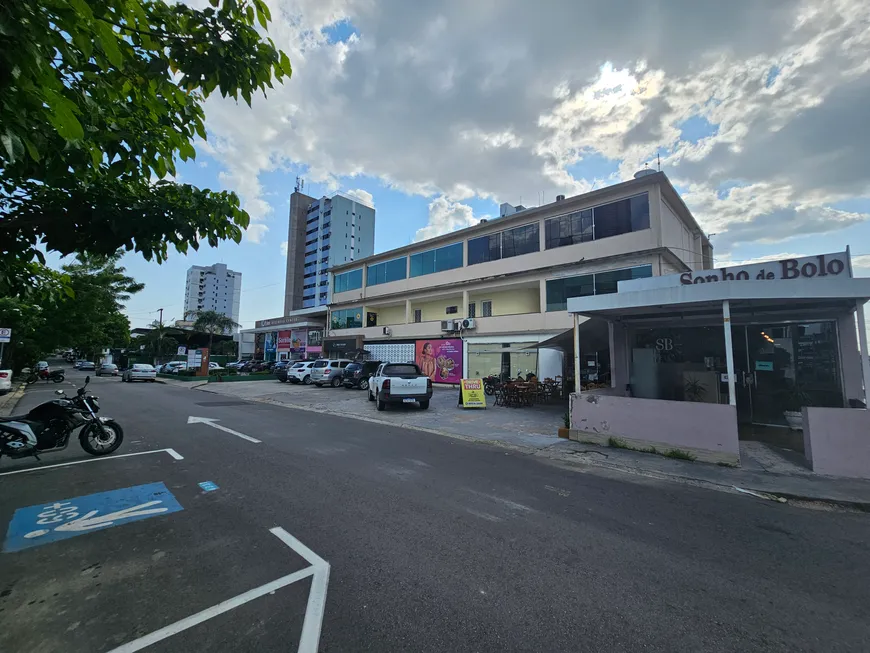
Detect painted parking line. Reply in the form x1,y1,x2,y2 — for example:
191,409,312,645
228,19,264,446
108,526,330,653
3,482,183,552
0,448,183,477
198,481,219,492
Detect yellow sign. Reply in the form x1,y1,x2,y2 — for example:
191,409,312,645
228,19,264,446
460,378,487,409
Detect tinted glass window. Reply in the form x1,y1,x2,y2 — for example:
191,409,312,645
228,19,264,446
502,223,539,259
330,308,363,329
594,265,652,295
334,268,363,293
346,363,362,371
367,257,407,286
546,265,653,311
467,234,500,265
545,209,592,249
313,361,328,368
594,194,650,239
410,243,463,277
384,364,421,376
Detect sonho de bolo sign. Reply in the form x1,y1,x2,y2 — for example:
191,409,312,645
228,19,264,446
678,252,849,286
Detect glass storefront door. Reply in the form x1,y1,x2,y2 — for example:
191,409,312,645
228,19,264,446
741,321,843,427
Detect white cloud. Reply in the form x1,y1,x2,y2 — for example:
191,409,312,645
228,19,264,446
414,197,483,242
280,241,288,256
245,223,269,244
194,0,870,253
343,188,375,208
852,255,870,274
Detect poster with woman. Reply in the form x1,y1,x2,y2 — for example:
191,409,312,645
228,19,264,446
415,339,463,384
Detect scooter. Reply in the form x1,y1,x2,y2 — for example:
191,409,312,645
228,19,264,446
0,376,123,461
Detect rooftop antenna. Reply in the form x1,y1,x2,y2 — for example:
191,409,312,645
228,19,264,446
657,151,661,172
294,176,305,193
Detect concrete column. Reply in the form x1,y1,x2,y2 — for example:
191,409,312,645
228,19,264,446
856,301,870,409
462,290,469,318
539,278,547,313
573,313,581,395
723,300,736,406
405,299,412,324
538,218,547,252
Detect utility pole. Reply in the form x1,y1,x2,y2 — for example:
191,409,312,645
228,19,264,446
157,308,164,365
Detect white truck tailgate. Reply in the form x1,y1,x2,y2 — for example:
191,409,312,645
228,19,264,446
390,378,427,395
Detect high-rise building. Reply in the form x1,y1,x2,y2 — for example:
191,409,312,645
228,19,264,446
284,191,376,313
184,263,242,328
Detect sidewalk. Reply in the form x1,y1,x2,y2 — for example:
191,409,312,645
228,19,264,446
0,384,25,417
541,439,870,509
197,379,870,509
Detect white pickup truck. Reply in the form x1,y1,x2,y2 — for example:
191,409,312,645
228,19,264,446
368,362,433,411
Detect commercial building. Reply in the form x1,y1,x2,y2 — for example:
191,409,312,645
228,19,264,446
566,250,870,477
183,263,242,327
327,171,712,385
284,190,376,313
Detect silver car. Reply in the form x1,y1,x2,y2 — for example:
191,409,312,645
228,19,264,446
310,359,352,387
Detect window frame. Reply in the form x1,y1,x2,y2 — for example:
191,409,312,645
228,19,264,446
481,300,493,318
409,242,464,278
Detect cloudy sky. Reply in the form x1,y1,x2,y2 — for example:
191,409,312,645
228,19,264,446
121,0,870,329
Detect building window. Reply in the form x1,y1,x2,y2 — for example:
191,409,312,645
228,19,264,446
545,193,649,250
468,303,476,318
334,268,363,294
414,309,422,323
481,300,492,317
331,308,363,329
445,306,458,315
468,223,539,265
367,257,407,286
546,264,653,311
409,242,463,277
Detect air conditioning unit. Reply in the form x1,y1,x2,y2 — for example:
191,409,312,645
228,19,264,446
382,326,392,336
460,318,476,329
440,320,455,332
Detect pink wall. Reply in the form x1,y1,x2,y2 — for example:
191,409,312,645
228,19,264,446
570,392,739,462
837,312,864,406
803,407,870,478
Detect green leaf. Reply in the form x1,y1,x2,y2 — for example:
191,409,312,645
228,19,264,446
45,95,85,141
279,51,292,77
67,0,94,20
22,137,40,162
95,22,123,69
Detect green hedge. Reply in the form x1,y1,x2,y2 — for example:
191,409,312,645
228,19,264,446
208,373,279,383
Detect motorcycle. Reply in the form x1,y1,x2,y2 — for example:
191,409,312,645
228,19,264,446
0,375,123,461
26,368,65,384
482,374,502,396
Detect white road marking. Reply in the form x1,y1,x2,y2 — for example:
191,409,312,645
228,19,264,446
108,527,330,653
107,567,316,653
187,416,261,443
0,448,183,477
54,500,168,532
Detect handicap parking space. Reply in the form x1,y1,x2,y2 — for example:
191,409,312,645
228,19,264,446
0,447,329,653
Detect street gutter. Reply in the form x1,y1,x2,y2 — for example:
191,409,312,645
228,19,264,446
0,384,26,417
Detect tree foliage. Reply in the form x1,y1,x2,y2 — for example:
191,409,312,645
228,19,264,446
0,0,291,296
186,309,240,351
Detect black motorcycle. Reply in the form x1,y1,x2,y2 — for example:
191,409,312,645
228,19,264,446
483,374,502,396
0,375,123,461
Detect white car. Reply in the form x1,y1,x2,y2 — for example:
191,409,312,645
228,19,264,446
209,362,225,371
122,364,157,383
369,362,432,411
287,361,315,385
0,369,12,395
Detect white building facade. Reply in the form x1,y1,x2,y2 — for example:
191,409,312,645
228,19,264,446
327,172,713,385
184,263,242,327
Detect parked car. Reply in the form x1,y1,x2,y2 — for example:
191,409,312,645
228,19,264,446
311,359,353,387
225,360,249,370
161,361,186,374
122,363,157,382
369,362,432,410
272,360,292,380
96,363,119,377
0,369,11,395
78,361,96,371
342,361,382,390
287,361,315,384
240,359,264,372
208,362,225,371
35,361,49,372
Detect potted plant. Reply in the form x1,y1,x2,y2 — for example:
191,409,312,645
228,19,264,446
781,385,809,430
683,375,707,402
558,411,571,439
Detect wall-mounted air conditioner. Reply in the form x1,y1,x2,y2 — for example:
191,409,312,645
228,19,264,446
440,320,455,332
460,318,476,329
383,326,392,336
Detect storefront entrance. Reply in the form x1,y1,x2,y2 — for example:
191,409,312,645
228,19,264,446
632,320,843,447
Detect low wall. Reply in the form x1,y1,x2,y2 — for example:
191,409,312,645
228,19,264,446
803,407,870,479
569,393,740,464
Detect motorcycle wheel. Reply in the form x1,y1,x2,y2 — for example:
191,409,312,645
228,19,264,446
484,384,495,396
26,374,38,385
80,420,124,456
53,376,64,383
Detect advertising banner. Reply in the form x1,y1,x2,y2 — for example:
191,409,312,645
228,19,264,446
290,329,308,353
416,338,463,384
460,379,486,408
277,330,292,351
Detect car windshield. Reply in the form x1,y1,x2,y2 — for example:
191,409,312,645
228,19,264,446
384,364,421,376
346,363,362,371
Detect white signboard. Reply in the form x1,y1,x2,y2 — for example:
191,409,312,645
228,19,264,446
0,328,11,343
621,251,851,292
177,346,187,356
186,348,202,370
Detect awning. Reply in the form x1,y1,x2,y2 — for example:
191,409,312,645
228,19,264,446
524,318,610,352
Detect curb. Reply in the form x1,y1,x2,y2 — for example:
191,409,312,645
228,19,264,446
545,450,870,511
0,384,26,417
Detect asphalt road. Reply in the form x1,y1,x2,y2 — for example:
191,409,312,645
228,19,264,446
3,369,870,652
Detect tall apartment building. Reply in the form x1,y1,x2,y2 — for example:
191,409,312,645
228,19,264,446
183,263,242,327
284,191,376,313
326,171,712,382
